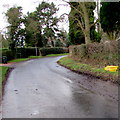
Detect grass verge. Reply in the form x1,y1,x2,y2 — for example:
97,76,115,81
0,66,9,100
46,53,68,57
8,53,68,63
28,56,43,59
58,57,119,84
8,58,29,63
0,66,9,87
8,56,43,63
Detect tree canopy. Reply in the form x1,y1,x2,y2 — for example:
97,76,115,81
36,2,59,47
5,6,23,49
100,2,120,40
5,2,67,49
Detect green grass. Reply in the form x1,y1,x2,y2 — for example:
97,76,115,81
58,57,119,83
0,66,9,99
0,66,9,89
0,66,9,83
8,56,42,63
46,53,68,57
28,56,43,59
8,58,29,63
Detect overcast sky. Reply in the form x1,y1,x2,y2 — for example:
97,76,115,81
0,0,70,33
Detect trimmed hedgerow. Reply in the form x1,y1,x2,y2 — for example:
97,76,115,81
1,49,15,62
69,40,119,67
0,48,39,63
39,47,69,56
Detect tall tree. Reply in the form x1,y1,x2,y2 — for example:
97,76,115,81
5,6,23,49
67,2,97,44
100,2,120,40
24,12,40,55
36,2,59,47
24,12,43,48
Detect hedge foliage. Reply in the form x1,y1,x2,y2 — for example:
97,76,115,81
39,47,69,56
0,47,69,63
0,49,15,62
15,48,39,58
1,48,38,62
69,40,119,67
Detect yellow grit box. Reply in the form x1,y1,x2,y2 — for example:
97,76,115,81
104,66,119,72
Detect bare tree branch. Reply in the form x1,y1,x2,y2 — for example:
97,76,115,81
61,13,85,33
69,3,84,17
74,17,85,33
90,19,99,28
61,0,84,16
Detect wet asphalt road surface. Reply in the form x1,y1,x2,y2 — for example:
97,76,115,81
2,56,118,118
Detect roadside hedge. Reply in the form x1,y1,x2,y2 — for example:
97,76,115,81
39,47,69,56
0,48,38,63
15,48,39,58
1,49,15,62
69,40,119,67
0,47,69,63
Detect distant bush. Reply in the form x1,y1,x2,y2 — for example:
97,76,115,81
39,47,69,56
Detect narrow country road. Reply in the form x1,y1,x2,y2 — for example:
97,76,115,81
2,56,118,118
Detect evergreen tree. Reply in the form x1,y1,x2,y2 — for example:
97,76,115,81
6,6,23,49
100,2,120,40
36,2,59,47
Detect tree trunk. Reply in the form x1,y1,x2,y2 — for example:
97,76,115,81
35,46,37,56
82,3,92,44
34,34,38,56
84,30,91,44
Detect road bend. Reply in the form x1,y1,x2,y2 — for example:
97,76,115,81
2,56,118,118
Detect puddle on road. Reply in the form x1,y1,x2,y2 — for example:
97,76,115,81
31,110,39,116
62,77,73,84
